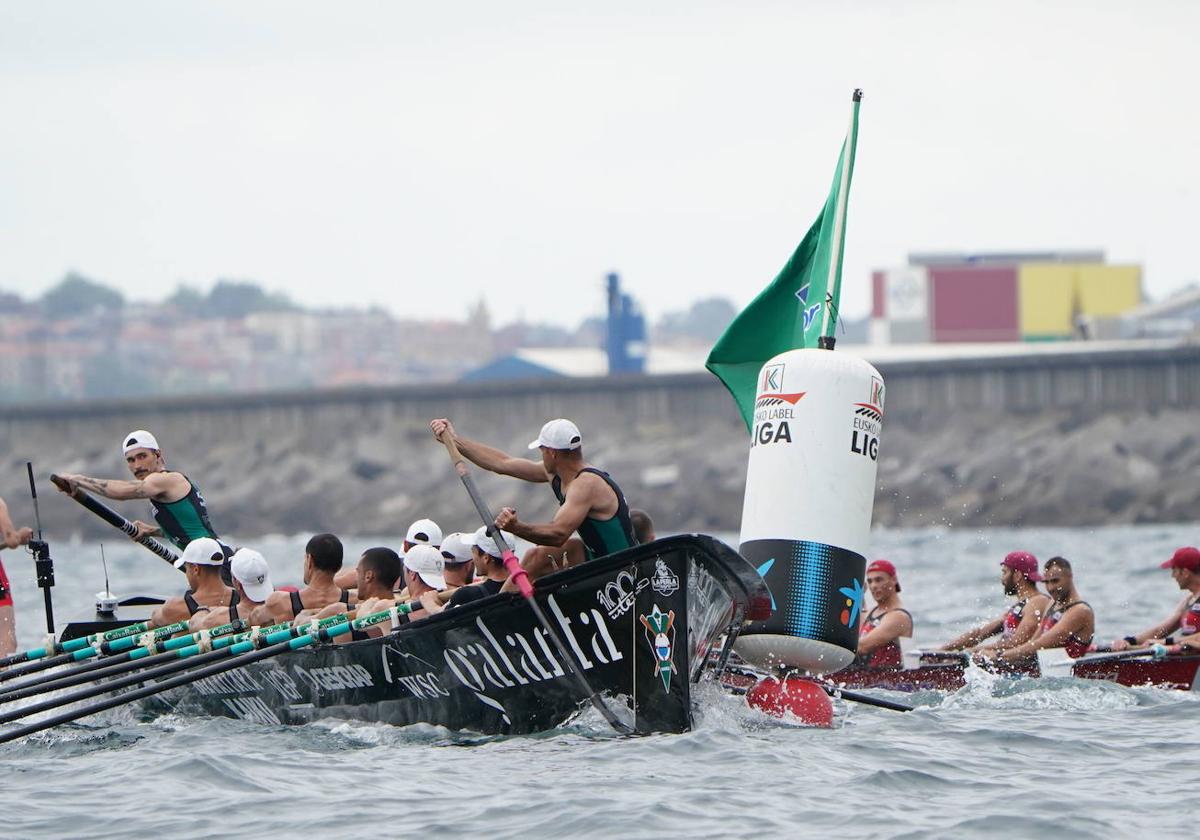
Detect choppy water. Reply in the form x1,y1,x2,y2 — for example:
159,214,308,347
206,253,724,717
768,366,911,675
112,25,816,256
2,524,1198,839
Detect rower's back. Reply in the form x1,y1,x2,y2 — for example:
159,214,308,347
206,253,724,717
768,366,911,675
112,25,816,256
252,533,350,625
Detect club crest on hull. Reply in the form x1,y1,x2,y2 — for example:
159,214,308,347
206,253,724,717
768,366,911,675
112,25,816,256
639,605,676,692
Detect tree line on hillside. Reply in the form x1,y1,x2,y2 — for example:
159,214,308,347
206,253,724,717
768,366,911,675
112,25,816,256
2,272,297,320
3,271,740,344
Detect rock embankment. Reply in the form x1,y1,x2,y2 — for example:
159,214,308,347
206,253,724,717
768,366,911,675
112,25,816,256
1,398,1196,541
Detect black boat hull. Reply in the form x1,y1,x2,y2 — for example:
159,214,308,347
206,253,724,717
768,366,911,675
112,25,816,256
136,535,767,735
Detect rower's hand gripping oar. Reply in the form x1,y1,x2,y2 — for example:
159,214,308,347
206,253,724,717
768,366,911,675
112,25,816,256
49,474,180,569
437,431,633,735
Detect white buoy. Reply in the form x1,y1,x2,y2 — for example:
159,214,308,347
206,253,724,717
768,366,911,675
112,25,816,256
733,348,884,673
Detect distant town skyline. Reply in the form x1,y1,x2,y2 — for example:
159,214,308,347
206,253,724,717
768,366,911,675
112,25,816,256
2,2,1196,328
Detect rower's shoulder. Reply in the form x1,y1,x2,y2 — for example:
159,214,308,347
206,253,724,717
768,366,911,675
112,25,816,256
145,469,192,499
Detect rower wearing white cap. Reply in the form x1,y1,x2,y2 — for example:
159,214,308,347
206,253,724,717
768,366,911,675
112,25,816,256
422,526,515,614
428,418,638,585
55,429,230,568
190,548,275,632
333,518,442,590
149,537,236,629
440,532,476,588
399,544,446,623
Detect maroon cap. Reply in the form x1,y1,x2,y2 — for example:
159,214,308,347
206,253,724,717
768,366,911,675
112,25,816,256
1161,547,1200,572
1002,551,1042,581
866,559,900,591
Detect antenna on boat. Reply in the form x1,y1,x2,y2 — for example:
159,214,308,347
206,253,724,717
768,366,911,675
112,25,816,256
26,462,56,635
95,543,118,618
101,543,110,596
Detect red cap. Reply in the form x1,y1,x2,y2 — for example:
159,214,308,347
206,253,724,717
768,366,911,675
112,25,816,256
1161,547,1200,572
866,559,900,591
1002,551,1042,581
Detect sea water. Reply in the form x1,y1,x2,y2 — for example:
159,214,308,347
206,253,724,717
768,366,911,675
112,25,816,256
1,524,1197,839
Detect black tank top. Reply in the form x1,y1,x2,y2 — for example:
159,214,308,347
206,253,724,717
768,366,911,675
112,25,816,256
550,467,637,561
150,474,219,549
184,588,239,617
289,588,350,618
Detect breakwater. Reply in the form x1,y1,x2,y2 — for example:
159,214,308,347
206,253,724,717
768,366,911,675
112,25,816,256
1,341,1198,539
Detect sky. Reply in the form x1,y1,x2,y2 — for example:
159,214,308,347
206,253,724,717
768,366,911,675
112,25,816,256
1,1,1197,328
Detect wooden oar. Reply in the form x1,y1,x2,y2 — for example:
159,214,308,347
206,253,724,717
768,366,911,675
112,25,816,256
0,633,313,745
49,474,180,568
0,603,410,732
822,683,915,713
0,621,187,682
722,663,915,713
1071,645,1182,666
0,620,258,704
437,431,632,735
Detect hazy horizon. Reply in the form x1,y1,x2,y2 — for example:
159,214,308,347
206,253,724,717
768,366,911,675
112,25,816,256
2,2,1196,328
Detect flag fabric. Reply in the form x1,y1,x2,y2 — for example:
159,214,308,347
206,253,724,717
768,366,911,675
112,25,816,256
706,92,862,430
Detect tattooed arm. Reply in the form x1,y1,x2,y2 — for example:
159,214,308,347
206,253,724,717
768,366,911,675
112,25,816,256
55,471,180,502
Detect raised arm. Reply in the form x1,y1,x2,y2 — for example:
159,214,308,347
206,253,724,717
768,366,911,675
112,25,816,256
430,419,548,483
856,610,912,657
55,471,184,502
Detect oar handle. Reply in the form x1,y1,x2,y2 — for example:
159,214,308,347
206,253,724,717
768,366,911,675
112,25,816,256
50,474,180,567
437,433,533,598
435,425,630,734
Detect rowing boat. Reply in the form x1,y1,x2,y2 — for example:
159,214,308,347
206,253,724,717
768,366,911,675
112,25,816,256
721,648,1200,694
64,535,767,735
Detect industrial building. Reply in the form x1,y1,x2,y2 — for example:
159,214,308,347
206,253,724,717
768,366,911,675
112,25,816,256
870,251,1142,344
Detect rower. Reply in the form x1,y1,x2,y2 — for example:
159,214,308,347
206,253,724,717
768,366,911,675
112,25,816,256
941,551,1051,654
0,495,34,657
149,537,235,628
998,556,1094,663
440,532,475,588
333,517,441,590
429,417,637,585
399,544,446,623
250,533,352,627
422,526,514,614
630,509,656,544
1110,546,1200,651
189,548,275,632
853,559,912,668
320,547,405,642
54,430,232,577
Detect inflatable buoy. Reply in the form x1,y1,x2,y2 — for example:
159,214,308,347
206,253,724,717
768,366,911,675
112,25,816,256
734,348,885,673
745,676,834,727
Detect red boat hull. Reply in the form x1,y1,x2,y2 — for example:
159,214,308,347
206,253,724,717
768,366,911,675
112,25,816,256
721,654,1200,694
829,654,1200,692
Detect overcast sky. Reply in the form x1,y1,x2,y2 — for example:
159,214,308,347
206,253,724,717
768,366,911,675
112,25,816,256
1,1,1196,328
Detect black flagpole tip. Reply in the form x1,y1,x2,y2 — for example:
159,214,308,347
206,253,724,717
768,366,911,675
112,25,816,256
852,89,863,102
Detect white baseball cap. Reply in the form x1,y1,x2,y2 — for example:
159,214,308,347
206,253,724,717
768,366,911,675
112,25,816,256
527,418,582,451
404,544,446,591
230,548,274,602
174,536,225,570
405,518,442,547
462,526,515,560
439,532,474,564
122,429,161,455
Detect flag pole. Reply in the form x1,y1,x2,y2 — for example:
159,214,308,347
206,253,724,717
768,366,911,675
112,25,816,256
817,88,863,350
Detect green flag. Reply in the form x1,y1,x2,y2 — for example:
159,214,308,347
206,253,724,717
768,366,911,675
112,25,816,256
706,91,862,430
